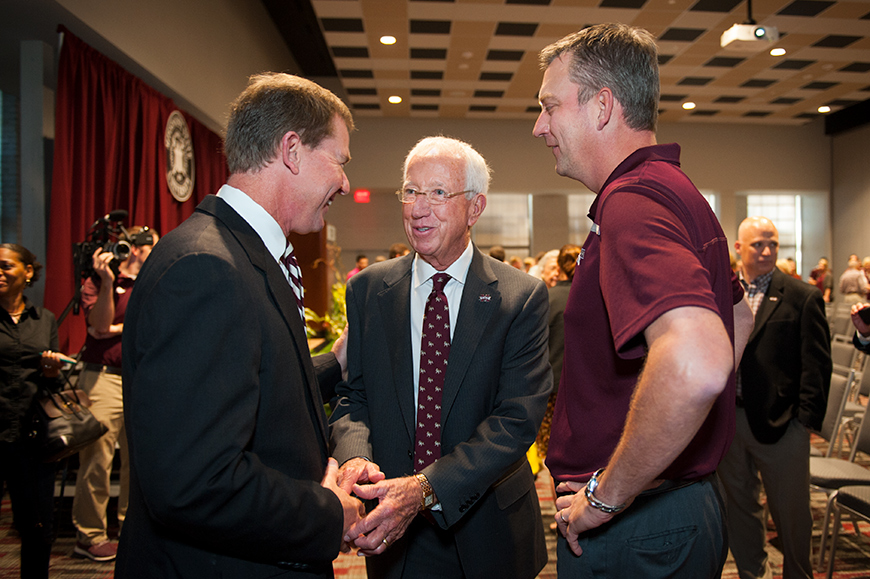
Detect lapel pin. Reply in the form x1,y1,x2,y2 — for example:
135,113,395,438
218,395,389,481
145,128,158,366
479,294,491,302
769,296,778,301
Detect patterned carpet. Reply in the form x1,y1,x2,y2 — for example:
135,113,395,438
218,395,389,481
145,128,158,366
0,445,868,578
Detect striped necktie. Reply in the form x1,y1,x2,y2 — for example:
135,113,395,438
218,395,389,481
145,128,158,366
281,250,305,320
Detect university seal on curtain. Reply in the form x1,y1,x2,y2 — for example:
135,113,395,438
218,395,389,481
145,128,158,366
165,110,195,202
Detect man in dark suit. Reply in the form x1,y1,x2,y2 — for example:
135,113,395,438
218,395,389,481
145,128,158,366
118,73,368,578
851,302,870,353
719,216,831,579
330,136,551,579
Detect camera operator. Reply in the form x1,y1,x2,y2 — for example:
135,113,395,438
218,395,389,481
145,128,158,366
72,226,157,563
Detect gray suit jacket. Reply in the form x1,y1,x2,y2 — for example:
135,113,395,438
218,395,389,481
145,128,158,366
330,246,551,579
118,195,344,578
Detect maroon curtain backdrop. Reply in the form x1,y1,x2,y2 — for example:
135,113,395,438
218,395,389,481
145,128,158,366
46,28,228,353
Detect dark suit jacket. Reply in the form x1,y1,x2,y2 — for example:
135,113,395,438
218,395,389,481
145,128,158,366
330,247,551,579
740,268,832,444
548,279,571,394
118,195,344,578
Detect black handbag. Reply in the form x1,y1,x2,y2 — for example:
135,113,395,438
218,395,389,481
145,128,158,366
32,388,108,462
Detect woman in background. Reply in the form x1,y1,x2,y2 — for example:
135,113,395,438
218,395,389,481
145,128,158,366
537,243,582,460
0,244,64,579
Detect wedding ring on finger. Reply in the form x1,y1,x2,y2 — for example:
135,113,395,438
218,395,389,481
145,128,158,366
382,539,389,549
559,510,568,525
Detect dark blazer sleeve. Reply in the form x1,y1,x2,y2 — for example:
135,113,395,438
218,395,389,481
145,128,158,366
124,251,343,565
853,332,870,354
312,352,341,403
797,287,834,430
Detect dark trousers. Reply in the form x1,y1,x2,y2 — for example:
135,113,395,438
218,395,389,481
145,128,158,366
556,473,727,579
0,440,57,579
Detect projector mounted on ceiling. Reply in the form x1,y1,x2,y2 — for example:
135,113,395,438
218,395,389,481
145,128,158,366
720,23,780,51
719,0,780,52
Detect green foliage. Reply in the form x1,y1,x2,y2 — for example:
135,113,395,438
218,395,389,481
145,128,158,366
305,283,347,351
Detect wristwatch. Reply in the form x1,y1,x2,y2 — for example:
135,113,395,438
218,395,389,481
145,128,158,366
415,473,437,509
584,468,626,514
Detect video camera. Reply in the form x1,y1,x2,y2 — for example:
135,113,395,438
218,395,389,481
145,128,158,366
73,209,131,280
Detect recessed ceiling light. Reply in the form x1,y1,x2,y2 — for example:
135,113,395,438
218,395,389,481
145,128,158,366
770,47,786,56
388,95,402,104
459,63,469,70
682,101,696,110
380,36,397,45
462,51,474,59
818,105,831,113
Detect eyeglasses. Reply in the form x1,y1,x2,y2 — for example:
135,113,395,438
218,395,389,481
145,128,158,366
396,188,473,205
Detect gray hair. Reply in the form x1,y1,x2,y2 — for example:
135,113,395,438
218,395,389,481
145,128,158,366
539,23,659,132
403,136,492,198
224,73,354,174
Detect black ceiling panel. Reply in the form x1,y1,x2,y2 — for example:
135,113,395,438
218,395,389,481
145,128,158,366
495,22,538,36
486,49,524,61
841,62,870,73
704,56,745,67
813,35,862,48
411,48,448,59
480,72,514,81
742,79,776,88
802,81,839,90
599,0,647,8
744,111,772,117
347,88,377,95
339,69,374,78
689,0,742,12
410,20,451,34
715,96,746,103
411,70,444,80
659,28,705,42
469,105,497,111
777,0,834,16
332,46,369,58
660,94,689,101
678,77,713,86
474,90,504,97
412,89,442,96
773,59,815,70
771,97,802,104
412,104,440,110
321,18,365,32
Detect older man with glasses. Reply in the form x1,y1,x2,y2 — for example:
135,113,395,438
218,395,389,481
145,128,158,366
330,136,552,579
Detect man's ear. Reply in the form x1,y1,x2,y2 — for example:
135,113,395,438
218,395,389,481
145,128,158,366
281,131,303,175
596,87,615,131
467,193,487,227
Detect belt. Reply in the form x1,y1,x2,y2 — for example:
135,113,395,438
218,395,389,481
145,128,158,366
82,363,123,376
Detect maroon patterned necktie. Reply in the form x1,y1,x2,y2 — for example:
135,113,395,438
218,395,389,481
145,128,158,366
280,250,305,320
415,273,451,471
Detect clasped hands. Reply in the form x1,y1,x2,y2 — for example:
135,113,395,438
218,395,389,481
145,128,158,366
323,457,424,556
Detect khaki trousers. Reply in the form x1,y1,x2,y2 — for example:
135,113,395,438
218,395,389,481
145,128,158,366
71,368,128,545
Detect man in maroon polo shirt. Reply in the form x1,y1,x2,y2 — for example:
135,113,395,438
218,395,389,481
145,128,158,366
533,23,753,578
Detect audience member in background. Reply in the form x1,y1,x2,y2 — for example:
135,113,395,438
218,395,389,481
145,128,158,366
508,255,524,269
0,244,65,579
389,243,410,259
534,23,752,577
331,136,551,579
117,72,363,578
719,216,831,579
809,257,833,302
375,255,387,263
523,257,535,273
346,254,369,281
730,251,739,273
528,249,557,283
787,257,801,280
840,256,868,306
537,243,582,460
851,302,870,354
73,225,157,563
488,245,506,262
540,249,560,289
862,257,870,294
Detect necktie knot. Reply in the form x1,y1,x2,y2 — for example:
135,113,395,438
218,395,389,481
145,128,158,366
432,273,451,292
